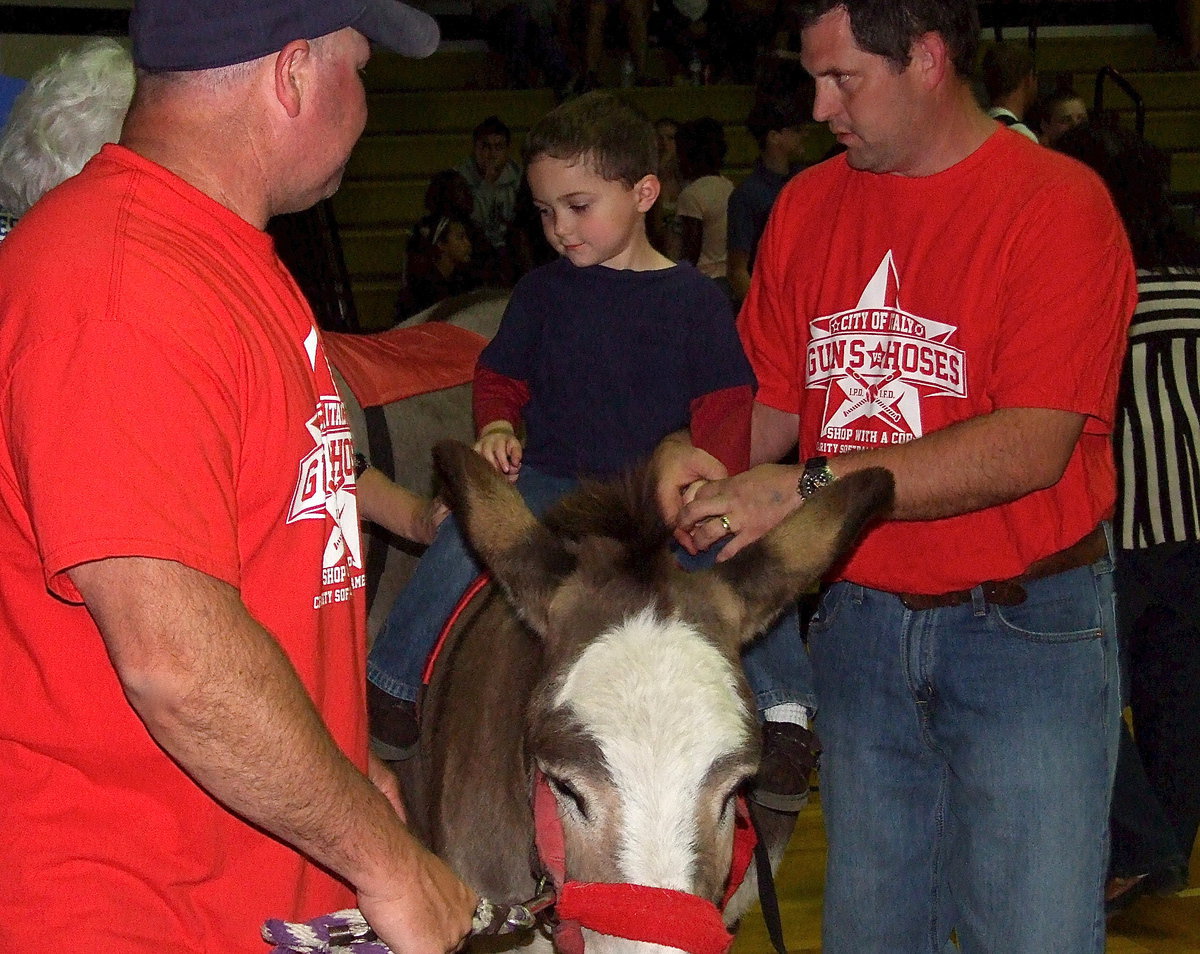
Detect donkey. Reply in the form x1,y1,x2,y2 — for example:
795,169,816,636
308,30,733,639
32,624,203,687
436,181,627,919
400,440,894,953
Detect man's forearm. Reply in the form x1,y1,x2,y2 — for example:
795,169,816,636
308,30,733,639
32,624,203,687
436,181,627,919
357,467,434,543
825,406,1086,520
71,556,426,897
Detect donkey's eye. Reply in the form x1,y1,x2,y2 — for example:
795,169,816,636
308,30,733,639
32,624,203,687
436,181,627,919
548,775,588,817
720,777,751,818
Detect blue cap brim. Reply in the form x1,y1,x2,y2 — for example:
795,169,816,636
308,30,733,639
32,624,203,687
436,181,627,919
354,0,440,58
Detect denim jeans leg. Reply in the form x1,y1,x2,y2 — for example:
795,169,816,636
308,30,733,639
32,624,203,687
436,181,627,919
933,562,1118,954
367,512,482,703
809,583,947,954
811,550,1119,954
673,541,817,716
741,603,817,714
367,465,577,703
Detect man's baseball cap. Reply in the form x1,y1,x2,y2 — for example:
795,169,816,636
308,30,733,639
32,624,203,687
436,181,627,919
130,0,441,72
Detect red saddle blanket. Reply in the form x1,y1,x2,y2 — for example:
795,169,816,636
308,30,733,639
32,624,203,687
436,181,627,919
323,324,486,408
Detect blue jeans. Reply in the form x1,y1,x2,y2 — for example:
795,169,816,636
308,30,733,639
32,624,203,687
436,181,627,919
808,532,1119,954
367,465,816,716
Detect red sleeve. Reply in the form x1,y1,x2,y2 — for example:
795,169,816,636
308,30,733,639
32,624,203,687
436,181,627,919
690,384,753,475
473,363,531,435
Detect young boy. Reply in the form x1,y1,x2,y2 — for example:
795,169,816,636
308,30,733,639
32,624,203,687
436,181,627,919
368,92,817,811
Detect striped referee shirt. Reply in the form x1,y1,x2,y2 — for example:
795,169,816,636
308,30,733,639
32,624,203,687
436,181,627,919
1116,267,1200,550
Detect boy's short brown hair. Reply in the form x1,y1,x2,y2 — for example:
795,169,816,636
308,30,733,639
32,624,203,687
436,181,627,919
522,91,657,187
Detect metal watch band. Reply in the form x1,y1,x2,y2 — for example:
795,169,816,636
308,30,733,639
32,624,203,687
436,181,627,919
798,456,836,499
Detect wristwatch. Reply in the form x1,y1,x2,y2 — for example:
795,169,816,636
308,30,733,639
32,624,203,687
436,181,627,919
353,452,370,480
798,456,836,499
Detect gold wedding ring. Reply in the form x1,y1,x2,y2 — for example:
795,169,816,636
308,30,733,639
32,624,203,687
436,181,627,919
720,514,732,535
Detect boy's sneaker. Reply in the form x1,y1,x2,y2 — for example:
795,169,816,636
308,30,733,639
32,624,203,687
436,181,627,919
367,682,420,761
752,721,822,813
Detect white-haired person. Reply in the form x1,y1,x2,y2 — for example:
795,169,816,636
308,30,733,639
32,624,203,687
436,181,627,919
0,37,134,238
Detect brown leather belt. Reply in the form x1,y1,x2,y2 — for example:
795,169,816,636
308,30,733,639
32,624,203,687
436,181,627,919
897,525,1108,612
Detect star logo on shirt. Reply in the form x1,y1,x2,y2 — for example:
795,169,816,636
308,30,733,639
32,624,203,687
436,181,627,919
288,328,363,579
806,252,966,452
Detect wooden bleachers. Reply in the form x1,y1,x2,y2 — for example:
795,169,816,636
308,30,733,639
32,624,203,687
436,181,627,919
336,26,1200,330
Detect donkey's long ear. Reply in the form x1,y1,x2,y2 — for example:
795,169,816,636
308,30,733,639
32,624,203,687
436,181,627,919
432,440,574,635
682,468,894,648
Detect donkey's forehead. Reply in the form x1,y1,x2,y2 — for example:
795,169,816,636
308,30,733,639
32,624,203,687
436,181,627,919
553,606,752,749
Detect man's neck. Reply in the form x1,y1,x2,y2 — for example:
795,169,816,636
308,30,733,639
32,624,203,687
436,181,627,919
122,79,275,229
901,85,998,177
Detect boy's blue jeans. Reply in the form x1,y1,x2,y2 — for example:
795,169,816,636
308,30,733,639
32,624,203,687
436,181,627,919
808,530,1119,954
367,465,816,717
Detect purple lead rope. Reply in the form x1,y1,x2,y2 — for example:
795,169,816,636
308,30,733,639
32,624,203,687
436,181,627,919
261,909,390,954
263,886,555,953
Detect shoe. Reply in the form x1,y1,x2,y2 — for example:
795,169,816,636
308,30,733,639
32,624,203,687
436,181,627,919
751,721,821,813
1105,863,1188,916
1105,873,1150,916
367,681,419,761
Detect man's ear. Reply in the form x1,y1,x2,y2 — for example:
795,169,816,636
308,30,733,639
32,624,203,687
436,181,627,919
274,39,314,119
633,174,661,212
909,31,949,90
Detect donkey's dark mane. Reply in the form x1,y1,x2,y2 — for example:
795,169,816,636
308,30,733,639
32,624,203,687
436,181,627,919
541,466,674,585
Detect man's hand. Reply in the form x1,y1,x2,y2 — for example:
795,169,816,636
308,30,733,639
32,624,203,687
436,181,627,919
474,422,522,482
679,463,802,560
652,432,727,552
359,845,478,954
411,496,450,546
367,752,408,824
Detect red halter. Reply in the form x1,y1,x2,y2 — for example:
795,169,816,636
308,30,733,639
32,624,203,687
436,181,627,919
533,769,757,954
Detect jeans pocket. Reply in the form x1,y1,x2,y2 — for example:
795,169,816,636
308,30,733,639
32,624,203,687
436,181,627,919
989,567,1104,645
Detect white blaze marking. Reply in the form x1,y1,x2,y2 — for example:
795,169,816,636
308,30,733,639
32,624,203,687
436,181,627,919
555,607,749,890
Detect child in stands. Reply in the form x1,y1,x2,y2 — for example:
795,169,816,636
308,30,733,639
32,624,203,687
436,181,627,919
368,91,818,811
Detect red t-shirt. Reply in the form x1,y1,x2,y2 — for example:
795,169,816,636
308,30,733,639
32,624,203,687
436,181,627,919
0,145,366,951
740,129,1137,593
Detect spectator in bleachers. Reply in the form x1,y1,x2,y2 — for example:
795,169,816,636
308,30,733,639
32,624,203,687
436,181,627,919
416,167,497,278
456,115,522,266
1036,87,1088,146
395,213,484,320
650,0,712,84
0,38,134,240
719,0,781,82
579,0,651,88
1056,120,1200,917
980,41,1039,142
471,0,572,95
675,116,733,295
727,93,809,302
647,116,682,258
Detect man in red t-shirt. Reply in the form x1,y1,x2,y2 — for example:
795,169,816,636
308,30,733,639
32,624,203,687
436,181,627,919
0,2,476,953
655,1,1136,952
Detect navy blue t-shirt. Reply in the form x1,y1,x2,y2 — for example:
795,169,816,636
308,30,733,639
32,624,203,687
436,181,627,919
479,257,755,479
